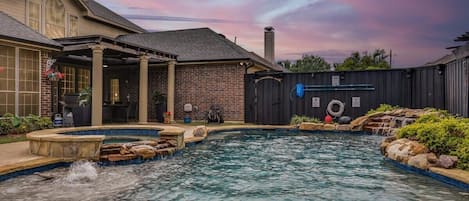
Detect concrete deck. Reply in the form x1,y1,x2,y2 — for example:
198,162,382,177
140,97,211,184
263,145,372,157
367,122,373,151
0,141,65,175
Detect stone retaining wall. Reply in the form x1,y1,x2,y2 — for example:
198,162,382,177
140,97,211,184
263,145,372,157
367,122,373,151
26,125,185,160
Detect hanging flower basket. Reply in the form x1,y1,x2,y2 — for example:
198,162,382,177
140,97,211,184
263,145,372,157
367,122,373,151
44,69,64,81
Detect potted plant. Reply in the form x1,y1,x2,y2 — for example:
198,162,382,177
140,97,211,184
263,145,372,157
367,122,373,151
152,90,167,123
74,87,92,126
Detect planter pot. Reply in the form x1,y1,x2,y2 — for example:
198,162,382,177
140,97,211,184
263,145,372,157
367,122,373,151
73,105,91,126
155,103,167,123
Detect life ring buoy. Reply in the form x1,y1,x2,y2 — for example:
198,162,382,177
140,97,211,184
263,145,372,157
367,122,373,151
327,100,345,117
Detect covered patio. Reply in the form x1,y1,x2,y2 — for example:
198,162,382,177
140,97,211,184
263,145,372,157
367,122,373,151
54,35,178,126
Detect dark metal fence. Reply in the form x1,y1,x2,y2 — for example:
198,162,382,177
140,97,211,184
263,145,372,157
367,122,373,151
445,58,469,117
245,63,468,125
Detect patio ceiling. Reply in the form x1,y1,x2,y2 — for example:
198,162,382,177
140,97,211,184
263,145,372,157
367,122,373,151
54,35,178,62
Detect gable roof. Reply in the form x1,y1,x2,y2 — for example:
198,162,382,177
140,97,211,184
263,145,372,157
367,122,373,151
117,28,284,71
79,0,146,33
0,11,62,49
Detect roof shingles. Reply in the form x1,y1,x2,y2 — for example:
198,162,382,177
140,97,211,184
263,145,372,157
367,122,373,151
81,0,146,33
0,11,62,49
118,28,284,71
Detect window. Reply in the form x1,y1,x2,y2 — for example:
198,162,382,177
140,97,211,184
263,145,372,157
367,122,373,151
68,15,78,37
0,45,16,115
0,46,40,116
28,0,41,32
45,0,65,38
18,49,40,116
110,79,120,103
77,68,90,92
61,66,75,95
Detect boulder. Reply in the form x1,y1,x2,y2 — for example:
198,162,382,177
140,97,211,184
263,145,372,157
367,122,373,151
133,140,158,146
119,146,131,155
166,139,178,147
322,124,337,131
130,145,156,159
107,153,137,162
437,155,458,169
380,141,390,155
385,138,428,163
380,136,397,154
408,153,437,170
299,123,324,131
338,116,352,124
404,109,425,118
350,116,369,130
193,126,208,137
336,124,351,131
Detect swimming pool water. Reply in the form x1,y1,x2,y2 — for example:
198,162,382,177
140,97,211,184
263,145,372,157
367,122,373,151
0,130,468,201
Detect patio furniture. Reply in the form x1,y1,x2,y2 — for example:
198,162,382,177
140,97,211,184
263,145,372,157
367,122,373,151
103,104,129,123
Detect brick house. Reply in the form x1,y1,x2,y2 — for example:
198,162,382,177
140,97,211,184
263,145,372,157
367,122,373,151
0,0,281,126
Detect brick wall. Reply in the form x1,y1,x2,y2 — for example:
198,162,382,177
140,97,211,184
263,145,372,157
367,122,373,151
148,67,168,121
148,63,245,121
40,51,52,117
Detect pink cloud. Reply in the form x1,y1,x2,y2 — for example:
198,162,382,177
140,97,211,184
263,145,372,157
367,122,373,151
97,0,469,67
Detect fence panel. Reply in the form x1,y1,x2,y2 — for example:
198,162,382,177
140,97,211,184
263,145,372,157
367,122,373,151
445,58,469,117
245,65,453,125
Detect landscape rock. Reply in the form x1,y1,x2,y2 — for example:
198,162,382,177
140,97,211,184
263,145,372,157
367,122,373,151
107,153,137,162
193,126,208,137
437,155,458,169
322,124,337,131
166,139,178,147
120,146,131,155
299,123,324,131
129,145,156,159
336,124,351,131
350,116,369,130
385,138,428,163
408,153,437,170
338,116,352,124
133,140,158,146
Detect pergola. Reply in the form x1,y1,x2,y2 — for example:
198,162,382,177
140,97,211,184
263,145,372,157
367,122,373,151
54,35,178,125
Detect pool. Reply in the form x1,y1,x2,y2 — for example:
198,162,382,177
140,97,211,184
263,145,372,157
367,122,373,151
1,130,468,200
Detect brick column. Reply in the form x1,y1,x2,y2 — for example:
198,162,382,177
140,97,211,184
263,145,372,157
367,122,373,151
167,60,176,122
40,51,52,117
91,45,104,126
139,55,149,123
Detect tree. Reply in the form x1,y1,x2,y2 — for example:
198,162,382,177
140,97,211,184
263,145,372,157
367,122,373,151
278,55,331,72
335,49,390,71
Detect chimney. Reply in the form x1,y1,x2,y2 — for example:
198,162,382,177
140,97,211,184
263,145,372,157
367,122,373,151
264,26,275,64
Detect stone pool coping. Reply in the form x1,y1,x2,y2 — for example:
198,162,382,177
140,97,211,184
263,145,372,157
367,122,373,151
26,125,185,141
386,158,469,191
183,125,295,145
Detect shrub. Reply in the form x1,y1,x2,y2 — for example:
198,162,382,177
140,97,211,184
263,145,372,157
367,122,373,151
452,138,469,170
397,114,469,170
290,115,321,125
0,114,52,135
367,104,400,115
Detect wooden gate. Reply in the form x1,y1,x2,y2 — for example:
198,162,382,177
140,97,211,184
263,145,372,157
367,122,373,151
254,76,282,125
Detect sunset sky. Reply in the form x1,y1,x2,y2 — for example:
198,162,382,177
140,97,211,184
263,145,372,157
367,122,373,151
97,0,469,67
